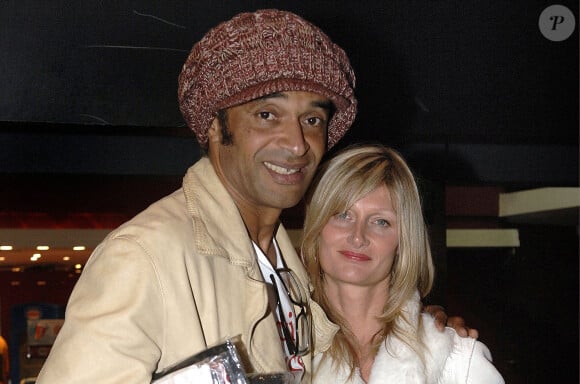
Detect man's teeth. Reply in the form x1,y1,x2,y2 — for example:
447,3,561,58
264,162,300,175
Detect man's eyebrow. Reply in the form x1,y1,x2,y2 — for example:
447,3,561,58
256,92,286,101
313,99,333,112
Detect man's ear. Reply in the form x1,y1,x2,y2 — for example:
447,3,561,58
207,117,222,143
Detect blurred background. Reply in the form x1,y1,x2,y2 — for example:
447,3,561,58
0,1,577,383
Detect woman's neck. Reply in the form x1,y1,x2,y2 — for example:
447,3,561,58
326,279,388,330
325,280,390,383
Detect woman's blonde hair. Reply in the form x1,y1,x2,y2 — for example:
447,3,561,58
302,143,434,374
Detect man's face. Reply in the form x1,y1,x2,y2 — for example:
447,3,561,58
208,91,331,212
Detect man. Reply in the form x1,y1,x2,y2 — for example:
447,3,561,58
37,9,467,383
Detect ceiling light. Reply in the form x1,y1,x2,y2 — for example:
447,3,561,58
73,246,86,251
75,264,82,269
0,245,13,251
36,245,50,251
31,253,42,261
63,256,70,261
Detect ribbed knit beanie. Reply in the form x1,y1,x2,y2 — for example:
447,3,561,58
178,9,357,149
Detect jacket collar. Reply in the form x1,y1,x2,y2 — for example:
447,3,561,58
183,157,259,269
368,292,452,384
312,304,339,355
183,157,309,277
313,292,453,384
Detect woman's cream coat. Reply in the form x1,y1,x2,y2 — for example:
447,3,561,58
37,157,325,383
313,292,504,384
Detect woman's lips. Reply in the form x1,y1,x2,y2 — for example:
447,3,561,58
339,250,371,261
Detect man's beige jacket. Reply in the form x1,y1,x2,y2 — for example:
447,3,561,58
37,157,328,383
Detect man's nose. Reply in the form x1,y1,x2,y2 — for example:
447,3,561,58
280,119,309,156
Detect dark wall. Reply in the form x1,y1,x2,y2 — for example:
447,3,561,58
1,1,577,145
447,225,579,383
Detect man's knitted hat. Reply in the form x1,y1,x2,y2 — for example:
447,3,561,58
178,9,357,149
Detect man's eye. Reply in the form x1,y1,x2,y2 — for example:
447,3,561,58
259,111,273,120
306,117,322,125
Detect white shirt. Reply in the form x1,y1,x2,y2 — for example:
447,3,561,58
253,239,305,378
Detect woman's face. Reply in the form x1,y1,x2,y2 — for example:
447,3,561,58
319,184,399,288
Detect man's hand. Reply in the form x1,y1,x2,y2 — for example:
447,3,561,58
447,316,479,338
423,305,479,338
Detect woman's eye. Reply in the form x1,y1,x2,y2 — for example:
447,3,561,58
336,212,349,220
375,219,389,227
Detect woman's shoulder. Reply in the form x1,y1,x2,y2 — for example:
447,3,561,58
420,314,505,383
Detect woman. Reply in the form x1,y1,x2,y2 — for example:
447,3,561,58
302,144,504,383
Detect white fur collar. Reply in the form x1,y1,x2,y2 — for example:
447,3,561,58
367,293,453,384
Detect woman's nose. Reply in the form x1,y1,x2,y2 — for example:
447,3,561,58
348,223,369,248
